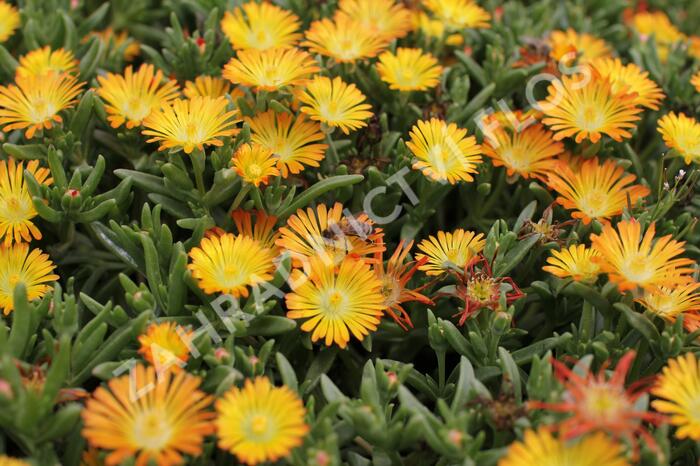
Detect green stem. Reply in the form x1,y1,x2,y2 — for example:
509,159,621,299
228,184,251,215
437,349,446,392
251,186,265,211
190,149,207,196
325,131,339,170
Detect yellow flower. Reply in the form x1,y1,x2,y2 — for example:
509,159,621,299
590,219,695,292
286,256,385,348
188,232,275,297
652,352,700,441
0,456,29,466
692,71,700,93
0,72,84,139
498,429,629,466
142,97,239,154
81,364,214,466
413,11,445,40
231,209,279,251
416,229,486,276
636,282,700,325
232,143,280,187
84,28,140,61
0,159,52,245
546,157,650,225
302,15,388,63
247,110,327,177
657,112,700,165
335,0,413,41
591,57,665,110
542,244,601,283
16,47,79,78
423,0,491,30
296,76,372,135
96,63,180,129
407,118,482,184
629,11,685,63
376,47,443,92
221,1,301,51
216,377,308,465
184,76,239,100
137,322,193,372
0,1,20,43
0,243,59,315
223,47,319,91
548,29,612,63
541,72,642,143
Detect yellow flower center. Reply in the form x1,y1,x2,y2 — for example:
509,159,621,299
577,104,605,131
467,277,496,304
184,122,204,143
584,384,630,423
247,164,263,179
621,254,653,284
29,97,56,123
579,189,609,218
123,96,152,122
250,414,269,435
322,289,347,315
132,410,174,450
8,274,21,287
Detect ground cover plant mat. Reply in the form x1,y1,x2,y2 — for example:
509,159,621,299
0,0,700,465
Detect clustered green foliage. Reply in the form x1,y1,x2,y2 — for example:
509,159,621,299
1,0,700,465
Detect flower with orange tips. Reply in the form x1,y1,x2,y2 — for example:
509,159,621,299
216,376,308,465
547,29,612,63
302,15,388,63
286,256,385,348
231,209,279,251
416,229,485,276
546,157,649,224
142,97,239,154
0,72,83,138
16,47,79,78
0,1,20,43
423,0,491,30
591,57,665,110
541,72,642,143
636,283,700,331
137,322,192,373
81,364,214,466
335,0,413,41
0,159,52,246
628,11,685,62
0,243,58,315
543,244,601,284
590,219,695,291
221,1,301,51
223,47,319,91
247,110,327,177
96,63,180,129
376,48,443,92
184,76,237,99
296,76,372,134
232,143,280,187
652,352,700,441
657,112,700,165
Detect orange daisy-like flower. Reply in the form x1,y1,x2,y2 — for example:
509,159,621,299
628,10,685,63
296,76,372,134
232,143,280,187
542,244,601,284
636,282,700,331
221,1,301,51
657,112,700,165
376,48,443,92
231,209,279,251
137,322,193,373
335,0,413,41
0,1,20,43
247,110,327,177
81,364,214,466
590,219,695,291
423,0,491,30
541,72,642,143
547,29,612,63
546,157,650,225
16,47,79,78
96,63,180,129
591,57,665,110
302,15,388,63
0,72,84,139
223,47,319,91
416,229,486,276
0,243,59,315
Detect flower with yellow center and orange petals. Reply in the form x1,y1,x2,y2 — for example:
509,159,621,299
16,47,79,78
188,232,276,297
247,110,327,177
223,47,319,91
423,0,491,30
0,159,52,246
286,256,385,348
184,76,240,100
636,283,700,331
541,72,642,143
498,429,629,466
221,1,301,51
302,15,388,63
142,97,240,154
652,352,700,441
591,57,665,110
0,243,59,315
335,0,413,41
407,118,483,184
546,157,650,224
590,219,695,291
0,72,84,139
137,322,193,373
231,209,279,251
657,112,700,165
216,376,308,465
628,11,685,63
232,143,280,187
547,29,612,64
96,63,180,129
416,229,485,276
376,48,443,92
543,244,601,284
296,76,372,135
81,364,214,466
0,1,20,43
